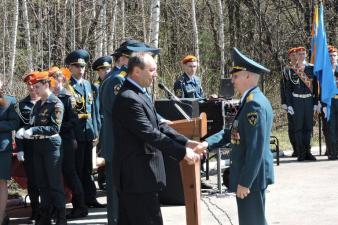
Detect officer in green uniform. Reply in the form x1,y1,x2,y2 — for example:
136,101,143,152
198,48,274,225
49,67,88,219
174,55,204,98
326,46,338,159
280,47,298,156
0,83,19,225
65,50,103,208
284,47,318,161
14,72,41,221
17,71,66,225
92,56,112,189
100,39,160,225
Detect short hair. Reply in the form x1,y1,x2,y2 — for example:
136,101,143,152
127,52,153,74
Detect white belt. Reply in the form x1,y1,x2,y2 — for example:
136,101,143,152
292,93,312,98
32,134,59,140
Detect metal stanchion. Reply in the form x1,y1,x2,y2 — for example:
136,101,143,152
217,148,222,193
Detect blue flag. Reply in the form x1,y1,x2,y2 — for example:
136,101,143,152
313,3,335,120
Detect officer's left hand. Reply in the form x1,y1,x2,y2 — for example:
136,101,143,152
193,141,208,155
236,184,250,199
160,118,173,125
23,128,33,139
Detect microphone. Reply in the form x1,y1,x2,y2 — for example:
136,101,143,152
158,83,182,103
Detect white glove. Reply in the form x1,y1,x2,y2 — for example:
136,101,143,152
15,128,25,139
281,104,288,111
323,107,328,118
313,105,320,113
17,151,24,162
23,128,33,139
287,106,294,115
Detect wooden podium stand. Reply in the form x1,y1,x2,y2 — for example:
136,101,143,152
169,113,207,225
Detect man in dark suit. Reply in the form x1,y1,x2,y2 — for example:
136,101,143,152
112,52,201,225
197,48,274,225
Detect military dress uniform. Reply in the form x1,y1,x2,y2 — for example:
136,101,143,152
284,63,318,161
56,86,88,218
14,94,40,219
281,65,297,156
24,75,66,225
205,48,274,225
173,73,203,98
0,95,19,180
99,39,160,225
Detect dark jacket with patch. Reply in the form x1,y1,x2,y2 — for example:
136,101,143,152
206,87,274,192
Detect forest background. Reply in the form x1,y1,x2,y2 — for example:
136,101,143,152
0,0,337,144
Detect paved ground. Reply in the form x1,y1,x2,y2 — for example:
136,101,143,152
8,147,338,225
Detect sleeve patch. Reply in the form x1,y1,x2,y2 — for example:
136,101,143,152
114,84,122,95
247,112,258,126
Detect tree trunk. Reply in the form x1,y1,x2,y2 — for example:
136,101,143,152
217,0,225,77
107,0,117,54
9,0,19,87
121,0,125,39
191,0,199,62
149,0,160,48
22,0,34,71
141,0,147,42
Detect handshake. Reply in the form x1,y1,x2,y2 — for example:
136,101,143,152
15,128,33,139
184,140,209,165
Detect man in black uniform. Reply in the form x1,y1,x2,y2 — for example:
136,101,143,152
15,72,41,221
49,67,88,219
65,50,103,208
284,47,318,161
280,47,298,156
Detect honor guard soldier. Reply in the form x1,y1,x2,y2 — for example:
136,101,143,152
280,48,298,156
284,47,318,161
0,82,19,225
92,56,112,190
198,48,274,225
14,72,41,221
49,67,88,219
100,39,160,225
325,46,338,159
174,55,204,98
65,49,103,208
16,71,66,225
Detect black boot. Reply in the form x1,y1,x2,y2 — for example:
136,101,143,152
36,207,52,225
67,195,88,219
29,203,40,221
297,146,306,161
305,145,316,161
55,208,67,225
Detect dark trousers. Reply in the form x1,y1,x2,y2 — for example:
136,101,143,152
328,98,338,158
292,97,314,156
75,141,97,203
287,114,296,152
322,113,331,155
62,138,86,209
106,160,119,225
33,137,65,208
236,189,267,225
23,140,40,208
118,192,163,225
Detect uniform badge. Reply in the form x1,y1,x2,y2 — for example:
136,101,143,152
70,96,76,109
114,84,121,95
175,88,183,97
54,108,63,125
88,93,93,105
247,112,258,126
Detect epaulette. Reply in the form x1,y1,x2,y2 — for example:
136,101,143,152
118,71,127,78
246,93,254,102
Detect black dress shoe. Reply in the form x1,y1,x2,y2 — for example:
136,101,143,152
86,200,106,208
201,181,213,189
305,153,317,161
66,208,88,219
291,151,298,157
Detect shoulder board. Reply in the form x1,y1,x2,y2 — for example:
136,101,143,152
118,71,127,78
246,93,254,102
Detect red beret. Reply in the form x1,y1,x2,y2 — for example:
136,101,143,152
182,55,197,64
30,71,50,85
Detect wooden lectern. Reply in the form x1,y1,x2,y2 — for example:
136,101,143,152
169,113,207,225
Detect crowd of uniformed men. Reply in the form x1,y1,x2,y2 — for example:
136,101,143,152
0,39,208,225
280,45,338,161
0,38,337,225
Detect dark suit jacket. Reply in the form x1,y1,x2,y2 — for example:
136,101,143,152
112,79,188,194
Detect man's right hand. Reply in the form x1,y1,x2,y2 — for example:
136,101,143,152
287,106,294,115
17,151,25,162
184,147,200,165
